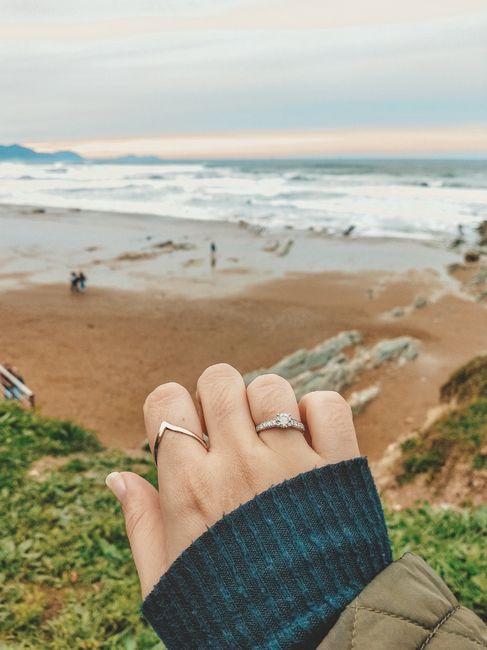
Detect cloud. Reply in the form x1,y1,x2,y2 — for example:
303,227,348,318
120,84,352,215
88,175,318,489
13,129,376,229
0,2,486,147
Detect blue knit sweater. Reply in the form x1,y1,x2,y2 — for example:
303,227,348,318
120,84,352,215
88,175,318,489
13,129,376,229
142,457,392,649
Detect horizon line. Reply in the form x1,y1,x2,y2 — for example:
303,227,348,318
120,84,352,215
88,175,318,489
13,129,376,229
25,125,487,160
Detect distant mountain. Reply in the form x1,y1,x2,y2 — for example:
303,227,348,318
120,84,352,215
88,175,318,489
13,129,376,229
0,144,83,163
98,154,165,165
0,144,167,165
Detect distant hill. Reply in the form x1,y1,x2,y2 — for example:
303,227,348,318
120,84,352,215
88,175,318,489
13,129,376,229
99,154,165,165
0,143,166,165
0,144,84,163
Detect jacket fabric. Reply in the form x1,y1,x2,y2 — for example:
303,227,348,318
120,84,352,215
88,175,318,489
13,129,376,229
319,553,486,649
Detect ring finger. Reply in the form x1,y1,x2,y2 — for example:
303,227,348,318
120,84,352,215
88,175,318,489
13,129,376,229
247,374,314,455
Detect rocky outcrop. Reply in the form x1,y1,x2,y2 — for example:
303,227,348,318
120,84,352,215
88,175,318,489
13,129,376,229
348,385,380,415
244,331,419,401
244,330,362,384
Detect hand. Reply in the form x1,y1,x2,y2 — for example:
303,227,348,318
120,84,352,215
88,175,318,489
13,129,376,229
106,364,360,598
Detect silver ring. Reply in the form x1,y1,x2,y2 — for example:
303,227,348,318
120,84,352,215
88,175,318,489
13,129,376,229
255,412,305,434
153,420,209,466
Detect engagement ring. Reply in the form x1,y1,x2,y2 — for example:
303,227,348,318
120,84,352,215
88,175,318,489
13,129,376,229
255,412,305,434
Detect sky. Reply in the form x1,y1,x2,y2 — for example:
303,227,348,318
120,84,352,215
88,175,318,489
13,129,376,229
1,0,486,157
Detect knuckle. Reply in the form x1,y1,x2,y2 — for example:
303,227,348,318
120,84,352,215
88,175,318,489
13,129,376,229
197,363,239,389
308,390,351,411
144,382,186,412
248,373,288,393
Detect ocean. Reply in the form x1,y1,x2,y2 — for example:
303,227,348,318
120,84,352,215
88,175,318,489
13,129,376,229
1,158,486,243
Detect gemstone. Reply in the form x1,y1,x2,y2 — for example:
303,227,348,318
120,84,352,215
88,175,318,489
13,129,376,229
276,413,292,427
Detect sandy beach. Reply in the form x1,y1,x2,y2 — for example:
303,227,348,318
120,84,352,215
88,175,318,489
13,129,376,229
1,203,486,459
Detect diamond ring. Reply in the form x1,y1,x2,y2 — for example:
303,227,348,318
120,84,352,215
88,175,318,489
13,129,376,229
255,412,305,434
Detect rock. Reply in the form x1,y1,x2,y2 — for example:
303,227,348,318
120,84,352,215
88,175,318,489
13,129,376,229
477,220,487,246
447,263,466,274
262,241,280,253
449,237,464,249
289,350,369,399
467,267,487,286
465,249,480,263
244,330,362,384
245,331,419,400
370,337,419,367
277,239,294,257
153,240,195,252
414,296,428,309
348,385,380,415
391,307,406,318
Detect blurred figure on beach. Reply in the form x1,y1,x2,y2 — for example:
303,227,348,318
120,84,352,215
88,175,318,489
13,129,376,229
70,271,87,293
210,241,217,268
78,271,87,292
70,271,79,292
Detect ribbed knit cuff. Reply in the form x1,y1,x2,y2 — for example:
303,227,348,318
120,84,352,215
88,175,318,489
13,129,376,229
142,458,391,649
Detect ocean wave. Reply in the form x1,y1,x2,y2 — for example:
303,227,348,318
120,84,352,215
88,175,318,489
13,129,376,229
2,158,487,241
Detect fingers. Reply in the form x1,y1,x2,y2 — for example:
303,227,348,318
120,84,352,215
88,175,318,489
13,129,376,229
196,363,256,449
143,382,207,471
299,391,360,463
106,471,166,598
247,374,314,455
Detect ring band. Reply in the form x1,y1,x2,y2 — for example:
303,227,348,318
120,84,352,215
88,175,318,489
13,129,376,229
256,412,305,434
153,420,209,466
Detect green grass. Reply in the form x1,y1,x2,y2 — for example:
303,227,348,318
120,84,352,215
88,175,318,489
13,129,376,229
398,399,487,483
440,354,487,404
0,402,160,649
0,401,485,648
387,505,487,619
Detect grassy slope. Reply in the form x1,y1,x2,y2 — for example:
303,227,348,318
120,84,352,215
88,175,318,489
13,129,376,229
398,355,487,482
0,403,485,649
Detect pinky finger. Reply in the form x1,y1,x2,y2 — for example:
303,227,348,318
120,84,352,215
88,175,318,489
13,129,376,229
298,391,360,464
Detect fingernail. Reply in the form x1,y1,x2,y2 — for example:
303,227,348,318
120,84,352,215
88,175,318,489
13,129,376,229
105,472,127,503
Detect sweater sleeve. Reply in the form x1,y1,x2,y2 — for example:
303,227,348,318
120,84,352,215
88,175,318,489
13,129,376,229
141,457,392,649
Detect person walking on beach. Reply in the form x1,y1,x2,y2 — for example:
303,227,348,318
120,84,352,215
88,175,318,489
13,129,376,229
210,241,217,268
78,271,87,292
70,271,79,292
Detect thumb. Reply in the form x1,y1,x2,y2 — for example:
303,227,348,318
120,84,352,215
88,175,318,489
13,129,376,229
106,471,166,598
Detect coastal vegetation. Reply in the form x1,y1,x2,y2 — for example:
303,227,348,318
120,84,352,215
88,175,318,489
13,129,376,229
399,355,487,483
0,399,485,648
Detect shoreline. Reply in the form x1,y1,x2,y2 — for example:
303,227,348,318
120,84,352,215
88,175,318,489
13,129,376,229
0,202,461,297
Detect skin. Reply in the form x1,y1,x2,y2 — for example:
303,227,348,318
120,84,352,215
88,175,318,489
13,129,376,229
106,363,360,598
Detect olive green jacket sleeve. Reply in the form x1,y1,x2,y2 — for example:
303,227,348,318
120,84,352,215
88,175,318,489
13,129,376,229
319,553,487,649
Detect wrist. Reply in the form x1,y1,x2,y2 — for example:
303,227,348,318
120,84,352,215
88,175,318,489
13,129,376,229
142,457,391,649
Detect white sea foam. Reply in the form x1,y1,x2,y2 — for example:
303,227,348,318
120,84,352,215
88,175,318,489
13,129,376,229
0,159,485,241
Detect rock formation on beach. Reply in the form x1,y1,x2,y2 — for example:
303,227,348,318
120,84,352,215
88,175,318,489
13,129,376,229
244,330,419,402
